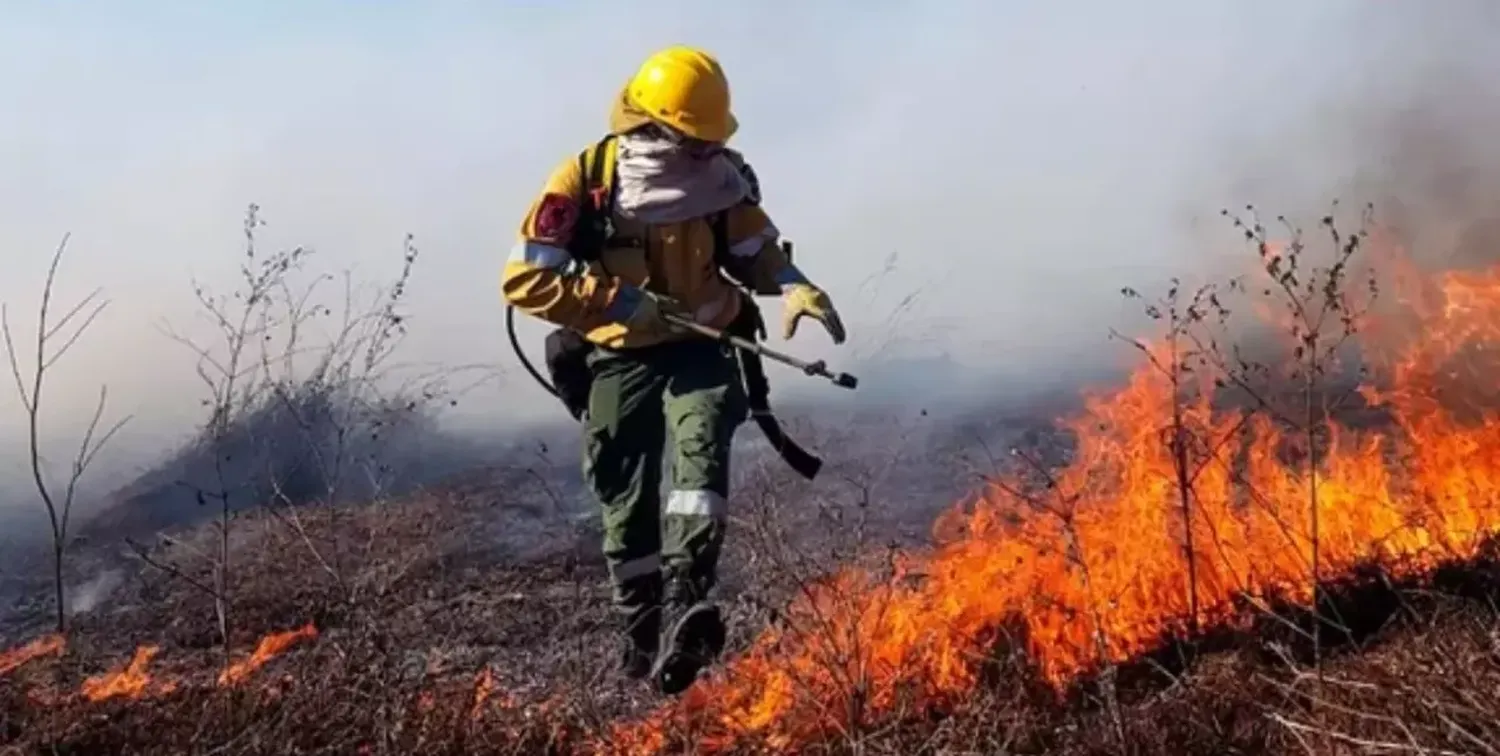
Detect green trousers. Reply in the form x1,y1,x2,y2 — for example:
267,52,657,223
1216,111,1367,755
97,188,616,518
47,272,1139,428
583,338,747,628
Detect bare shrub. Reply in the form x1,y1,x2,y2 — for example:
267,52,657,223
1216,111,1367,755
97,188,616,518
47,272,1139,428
122,203,490,648
2,234,130,633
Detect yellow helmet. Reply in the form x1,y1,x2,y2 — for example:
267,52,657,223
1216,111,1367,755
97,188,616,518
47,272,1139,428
625,45,737,143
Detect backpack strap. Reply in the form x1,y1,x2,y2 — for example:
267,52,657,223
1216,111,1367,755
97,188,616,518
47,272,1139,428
586,134,618,217
709,209,730,268
710,210,822,479
567,135,620,263
725,296,822,479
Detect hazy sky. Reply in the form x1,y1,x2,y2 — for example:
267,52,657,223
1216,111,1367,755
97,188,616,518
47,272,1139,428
0,1,1486,498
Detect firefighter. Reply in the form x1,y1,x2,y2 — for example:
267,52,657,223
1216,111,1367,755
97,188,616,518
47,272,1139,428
501,45,847,695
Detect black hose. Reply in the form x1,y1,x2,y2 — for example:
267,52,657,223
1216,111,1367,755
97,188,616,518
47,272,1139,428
505,304,560,399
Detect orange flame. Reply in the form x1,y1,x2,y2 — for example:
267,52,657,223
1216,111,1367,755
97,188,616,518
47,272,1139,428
218,623,319,687
81,645,175,702
599,235,1500,752
9,621,319,705
0,633,64,676
470,668,496,721
469,667,524,721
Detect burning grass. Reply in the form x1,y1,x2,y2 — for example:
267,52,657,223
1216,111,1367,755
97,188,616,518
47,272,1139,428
7,212,1500,754
0,634,62,676
4,556,1499,754
563,217,1500,753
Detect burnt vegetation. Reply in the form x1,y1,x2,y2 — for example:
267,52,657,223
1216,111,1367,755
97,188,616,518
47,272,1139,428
4,200,1500,756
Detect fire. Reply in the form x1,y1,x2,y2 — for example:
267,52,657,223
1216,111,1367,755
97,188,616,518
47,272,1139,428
600,230,1500,752
470,668,496,721
218,623,319,687
469,667,523,721
81,645,175,701
0,633,64,676
5,621,322,704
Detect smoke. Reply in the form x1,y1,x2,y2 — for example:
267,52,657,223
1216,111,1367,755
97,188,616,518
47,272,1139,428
65,568,122,617
78,383,503,541
1211,2,1500,261
1350,70,1500,272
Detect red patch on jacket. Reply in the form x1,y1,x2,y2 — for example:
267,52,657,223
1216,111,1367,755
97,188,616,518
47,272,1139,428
533,193,578,243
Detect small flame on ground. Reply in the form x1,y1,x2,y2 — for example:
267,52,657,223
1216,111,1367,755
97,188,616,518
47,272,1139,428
469,667,523,721
7,621,320,704
82,645,171,702
0,633,65,676
470,668,494,721
218,623,319,687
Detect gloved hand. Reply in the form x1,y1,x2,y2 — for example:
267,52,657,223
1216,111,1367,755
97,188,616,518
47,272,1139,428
611,285,685,335
782,283,846,344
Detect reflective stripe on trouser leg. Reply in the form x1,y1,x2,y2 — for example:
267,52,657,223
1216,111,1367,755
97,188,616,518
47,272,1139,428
665,489,727,518
661,341,747,598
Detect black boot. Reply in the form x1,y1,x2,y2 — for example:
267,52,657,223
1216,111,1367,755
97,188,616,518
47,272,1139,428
651,575,726,695
618,604,660,680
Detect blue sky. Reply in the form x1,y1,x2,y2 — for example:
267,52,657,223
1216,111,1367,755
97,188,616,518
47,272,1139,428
0,1,1490,494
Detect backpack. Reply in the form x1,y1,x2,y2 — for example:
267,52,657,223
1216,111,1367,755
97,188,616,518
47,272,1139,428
505,135,822,478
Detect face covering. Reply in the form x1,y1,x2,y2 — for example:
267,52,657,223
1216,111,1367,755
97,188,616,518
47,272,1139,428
613,127,751,225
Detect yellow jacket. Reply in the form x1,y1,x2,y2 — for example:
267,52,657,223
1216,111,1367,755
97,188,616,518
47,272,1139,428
502,142,798,350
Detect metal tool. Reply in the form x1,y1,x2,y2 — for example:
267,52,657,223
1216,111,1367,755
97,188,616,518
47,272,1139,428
661,313,859,390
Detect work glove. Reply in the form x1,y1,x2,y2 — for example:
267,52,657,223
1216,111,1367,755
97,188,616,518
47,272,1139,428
612,285,686,336
781,283,846,344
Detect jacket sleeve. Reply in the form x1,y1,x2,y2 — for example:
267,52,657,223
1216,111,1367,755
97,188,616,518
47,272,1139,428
723,202,812,296
719,150,815,296
501,154,639,331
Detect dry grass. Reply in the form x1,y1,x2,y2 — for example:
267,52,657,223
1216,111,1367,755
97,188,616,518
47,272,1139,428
4,451,1500,755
